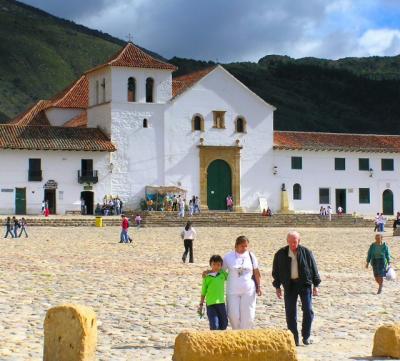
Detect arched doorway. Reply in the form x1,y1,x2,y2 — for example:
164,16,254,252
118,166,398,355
382,189,394,215
207,159,232,210
81,191,94,215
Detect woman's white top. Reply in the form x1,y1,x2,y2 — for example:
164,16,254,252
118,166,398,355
223,250,259,295
182,228,196,240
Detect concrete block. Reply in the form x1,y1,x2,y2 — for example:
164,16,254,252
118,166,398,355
372,324,400,358
172,329,298,361
43,304,97,361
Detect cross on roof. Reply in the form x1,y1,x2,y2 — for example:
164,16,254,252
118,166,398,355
126,33,133,42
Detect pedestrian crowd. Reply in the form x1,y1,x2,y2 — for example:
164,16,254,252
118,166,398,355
94,197,123,216
195,229,320,346
3,216,28,238
176,223,397,346
146,194,201,217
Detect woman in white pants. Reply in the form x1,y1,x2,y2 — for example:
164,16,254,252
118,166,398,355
223,236,262,329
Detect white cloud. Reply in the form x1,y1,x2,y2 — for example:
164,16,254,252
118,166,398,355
19,0,400,61
359,28,400,55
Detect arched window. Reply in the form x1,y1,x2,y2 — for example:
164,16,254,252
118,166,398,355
143,118,148,128
128,77,136,102
236,116,246,133
293,183,301,200
192,114,204,131
146,77,154,103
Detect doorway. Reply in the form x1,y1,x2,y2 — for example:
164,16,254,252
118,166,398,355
44,189,56,215
382,189,394,215
15,188,26,215
335,189,346,213
207,159,232,210
80,191,94,215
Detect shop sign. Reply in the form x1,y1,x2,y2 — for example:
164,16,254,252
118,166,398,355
44,180,58,189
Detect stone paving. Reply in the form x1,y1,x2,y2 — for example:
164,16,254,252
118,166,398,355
0,226,399,360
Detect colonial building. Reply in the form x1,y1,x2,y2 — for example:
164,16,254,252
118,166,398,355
1,42,399,215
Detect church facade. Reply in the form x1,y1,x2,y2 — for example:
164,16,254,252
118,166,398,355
1,42,400,215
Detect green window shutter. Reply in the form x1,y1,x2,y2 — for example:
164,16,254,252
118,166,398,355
319,188,330,204
359,188,370,204
291,156,302,170
359,158,369,171
334,158,345,170
381,159,394,171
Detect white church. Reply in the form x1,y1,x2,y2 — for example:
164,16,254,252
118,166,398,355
1,42,400,216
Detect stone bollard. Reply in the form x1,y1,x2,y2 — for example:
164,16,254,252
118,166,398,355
372,324,400,358
172,329,298,361
43,304,97,361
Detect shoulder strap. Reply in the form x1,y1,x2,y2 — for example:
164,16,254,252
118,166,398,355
249,252,254,270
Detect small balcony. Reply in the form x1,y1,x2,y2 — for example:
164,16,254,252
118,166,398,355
78,170,98,184
28,169,42,182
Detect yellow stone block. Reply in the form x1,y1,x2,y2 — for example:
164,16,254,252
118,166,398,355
372,324,400,358
172,329,298,361
279,191,294,214
43,304,97,361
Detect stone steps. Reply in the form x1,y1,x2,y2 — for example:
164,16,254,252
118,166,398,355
133,212,373,228
18,212,374,228
20,218,120,227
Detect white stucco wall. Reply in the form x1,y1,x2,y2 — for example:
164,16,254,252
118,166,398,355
111,67,172,104
0,150,111,214
163,66,277,211
45,108,83,126
87,103,112,136
109,102,166,207
88,68,112,107
273,150,400,215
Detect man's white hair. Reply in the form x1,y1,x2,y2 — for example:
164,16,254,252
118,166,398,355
286,230,300,240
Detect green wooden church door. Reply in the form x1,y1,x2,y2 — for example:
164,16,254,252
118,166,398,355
207,159,232,210
382,189,394,215
15,188,26,215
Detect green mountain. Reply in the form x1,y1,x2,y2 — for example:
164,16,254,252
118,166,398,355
1,0,400,134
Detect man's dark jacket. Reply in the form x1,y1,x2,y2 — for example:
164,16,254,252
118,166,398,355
272,245,321,290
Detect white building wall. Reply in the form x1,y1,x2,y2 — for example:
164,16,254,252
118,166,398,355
164,67,277,211
0,150,111,214
45,108,83,126
88,68,112,107
111,67,172,104
87,103,112,136
273,150,400,215
109,102,166,208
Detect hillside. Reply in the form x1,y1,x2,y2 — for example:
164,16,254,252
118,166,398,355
1,0,400,134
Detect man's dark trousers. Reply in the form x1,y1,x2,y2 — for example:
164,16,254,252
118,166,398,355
182,239,193,263
284,280,314,344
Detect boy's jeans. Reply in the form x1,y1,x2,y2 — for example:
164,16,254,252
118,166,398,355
206,303,228,330
120,229,129,243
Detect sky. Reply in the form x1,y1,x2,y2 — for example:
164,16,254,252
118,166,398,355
20,0,400,62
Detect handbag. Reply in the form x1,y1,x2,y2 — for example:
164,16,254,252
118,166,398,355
249,252,259,291
386,266,396,281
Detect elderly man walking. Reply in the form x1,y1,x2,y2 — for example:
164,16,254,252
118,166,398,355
272,231,320,346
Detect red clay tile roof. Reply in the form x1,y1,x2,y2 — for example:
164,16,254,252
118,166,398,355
274,131,400,153
86,42,177,74
50,76,88,109
9,100,52,126
172,66,216,98
63,111,87,128
0,125,115,152
10,77,88,126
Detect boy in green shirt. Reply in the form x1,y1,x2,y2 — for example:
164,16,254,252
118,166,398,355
199,255,228,330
